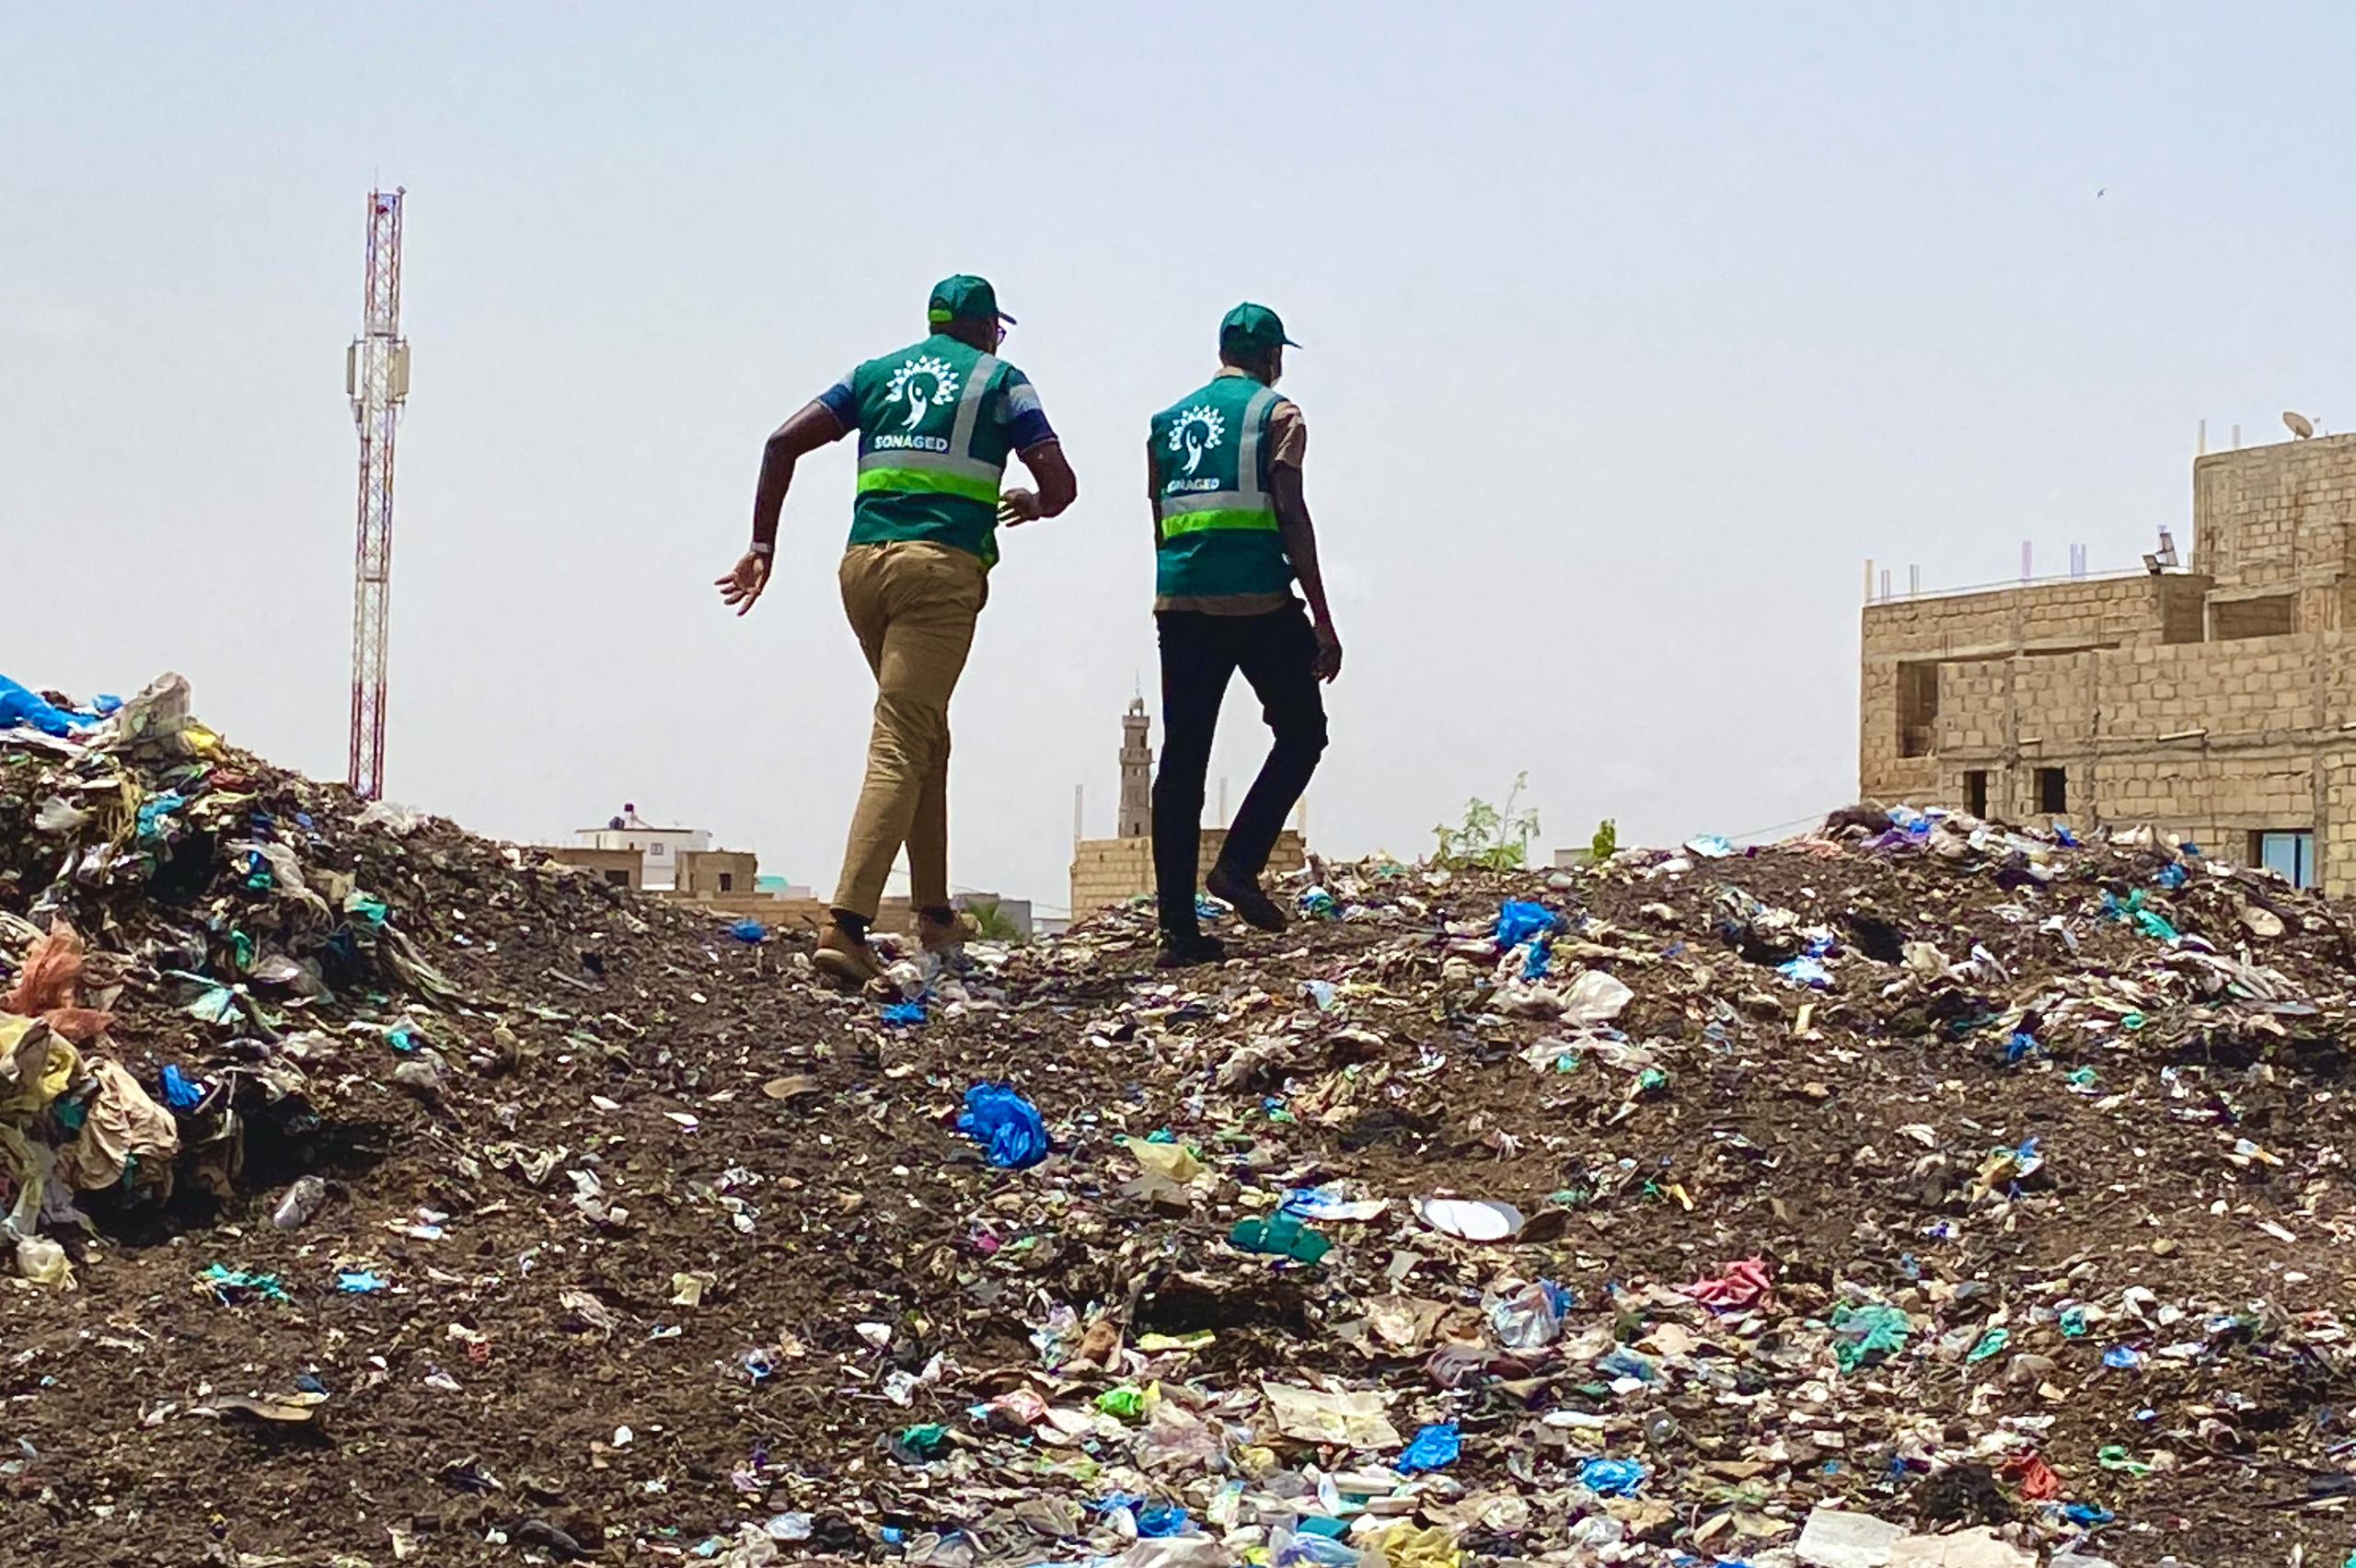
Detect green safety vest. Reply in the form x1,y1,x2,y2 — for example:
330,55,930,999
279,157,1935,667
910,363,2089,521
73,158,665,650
848,334,1017,565
1149,374,1294,600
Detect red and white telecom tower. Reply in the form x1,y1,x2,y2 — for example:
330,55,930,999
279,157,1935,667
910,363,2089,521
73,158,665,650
344,188,410,800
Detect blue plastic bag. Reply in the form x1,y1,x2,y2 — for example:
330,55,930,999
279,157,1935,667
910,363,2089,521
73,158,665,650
729,918,768,943
159,1066,204,1111
1496,901,1557,950
881,1001,927,1027
1134,1503,1191,1538
956,1082,1047,1169
1398,1422,1461,1474
0,674,94,738
1579,1457,1646,1497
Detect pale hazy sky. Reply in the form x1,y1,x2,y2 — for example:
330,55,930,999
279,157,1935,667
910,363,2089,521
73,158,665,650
7,5,2354,912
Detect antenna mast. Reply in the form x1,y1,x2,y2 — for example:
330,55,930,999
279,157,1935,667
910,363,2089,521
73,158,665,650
346,188,410,800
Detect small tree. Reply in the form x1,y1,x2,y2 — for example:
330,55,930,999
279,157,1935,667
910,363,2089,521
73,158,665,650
1433,773,1541,870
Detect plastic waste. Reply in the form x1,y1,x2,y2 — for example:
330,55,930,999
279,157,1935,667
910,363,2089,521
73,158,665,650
881,1001,927,1027
1229,1210,1331,1263
1488,1278,1571,1348
1264,1381,1401,1446
159,1064,204,1110
1831,1301,1912,1372
1397,1421,1461,1473
1133,1502,1191,1538
17,1233,73,1287
32,797,88,835
1558,968,1634,1025
1578,1456,1646,1496
955,1082,1047,1169
1683,1258,1772,1312
271,1175,328,1230
1495,900,1558,950
1796,1506,1908,1568
729,918,768,943
1414,1196,1524,1240
0,674,94,737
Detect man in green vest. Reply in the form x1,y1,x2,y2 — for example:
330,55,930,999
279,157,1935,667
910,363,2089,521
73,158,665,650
717,275,1078,986
1146,303,1342,968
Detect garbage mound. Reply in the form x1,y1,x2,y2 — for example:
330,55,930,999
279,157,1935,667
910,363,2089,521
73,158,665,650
5,693,2352,1568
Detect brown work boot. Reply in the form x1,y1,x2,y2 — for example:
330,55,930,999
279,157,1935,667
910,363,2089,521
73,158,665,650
813,917,885,989
917,906,975,955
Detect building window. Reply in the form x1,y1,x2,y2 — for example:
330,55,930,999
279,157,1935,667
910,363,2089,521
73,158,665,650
1964,769,1989,818
717,872,734,893
2036,767,2068,813
649,843,664,858
1897,663,1940,758
604,870,630,887
2252,830,2315,889
2212,594,2295,640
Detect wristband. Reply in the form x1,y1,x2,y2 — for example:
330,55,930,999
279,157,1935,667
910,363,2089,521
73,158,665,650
749,541,775,558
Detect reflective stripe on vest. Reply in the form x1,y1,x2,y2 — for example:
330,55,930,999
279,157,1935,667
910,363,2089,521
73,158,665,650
1160,385,1279,537
857,352,1004,502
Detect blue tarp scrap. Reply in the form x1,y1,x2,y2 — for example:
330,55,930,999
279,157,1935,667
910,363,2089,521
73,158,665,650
1496,900,1558,950
1398,1422,1461,1474
956,1082,1048,1169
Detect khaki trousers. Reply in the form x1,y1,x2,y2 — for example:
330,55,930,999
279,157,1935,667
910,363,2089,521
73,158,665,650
831,541,987,920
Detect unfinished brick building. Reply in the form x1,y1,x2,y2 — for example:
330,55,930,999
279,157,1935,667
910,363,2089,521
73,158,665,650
1861,432,2356,892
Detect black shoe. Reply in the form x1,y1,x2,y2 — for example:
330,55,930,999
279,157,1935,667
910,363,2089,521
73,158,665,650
1155,932,1228,969
1206,864,1288,933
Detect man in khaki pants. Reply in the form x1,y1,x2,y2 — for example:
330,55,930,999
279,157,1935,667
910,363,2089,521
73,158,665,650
718,276,1077,985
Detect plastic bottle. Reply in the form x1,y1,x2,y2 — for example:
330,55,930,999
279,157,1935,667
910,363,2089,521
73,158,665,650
272,1175,327,1230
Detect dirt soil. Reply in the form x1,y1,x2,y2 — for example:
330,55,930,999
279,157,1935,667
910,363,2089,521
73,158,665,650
5,708,2356,1568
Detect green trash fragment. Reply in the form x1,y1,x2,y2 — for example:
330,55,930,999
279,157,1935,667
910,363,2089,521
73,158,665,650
2096,1444,2152,1477
895,1424,950,1459
1831,1302,1911,1373
1095,1385,1146,1419
2121,1011,2147,1032
1228,1210,1331,1264
1967,1327,2010,1363
230,930,256,972
2060,1305,2090,1339
1636,1066,1669,1095
201,1263,290,1305
344,891,389,928
2065,1066,2098,1090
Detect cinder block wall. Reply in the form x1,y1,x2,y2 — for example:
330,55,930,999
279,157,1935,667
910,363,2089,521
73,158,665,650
1070,830,1308,915
1857,433,2356,891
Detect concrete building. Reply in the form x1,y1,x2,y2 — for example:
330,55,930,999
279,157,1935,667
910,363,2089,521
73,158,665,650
1860,431,2356,891
1069,701,1306,914
572,805,712,892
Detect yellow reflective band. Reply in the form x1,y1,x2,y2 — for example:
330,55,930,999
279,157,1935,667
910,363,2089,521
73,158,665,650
1160,508,1278,537
857,467,999,503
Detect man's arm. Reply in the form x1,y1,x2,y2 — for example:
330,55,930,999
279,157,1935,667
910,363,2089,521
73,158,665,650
998,439,1079,525
1274,465,1342,681
1147,432,1164,546
717,400,849,616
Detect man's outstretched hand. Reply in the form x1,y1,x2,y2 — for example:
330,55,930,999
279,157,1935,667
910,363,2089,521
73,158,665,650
716,551,771,617
998,488,1042,526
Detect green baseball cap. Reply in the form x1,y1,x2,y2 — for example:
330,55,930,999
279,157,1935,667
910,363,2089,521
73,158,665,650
928,274,1015,327
1219,302,1299,356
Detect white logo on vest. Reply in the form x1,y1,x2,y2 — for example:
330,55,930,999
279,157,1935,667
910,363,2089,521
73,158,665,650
886,356,961,431
1169,405,1226,476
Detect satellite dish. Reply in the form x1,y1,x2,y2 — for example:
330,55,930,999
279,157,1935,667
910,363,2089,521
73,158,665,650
2285,410,2316,440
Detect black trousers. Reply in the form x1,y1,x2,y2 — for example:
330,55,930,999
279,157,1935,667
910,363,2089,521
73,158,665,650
1152,605,1329,937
